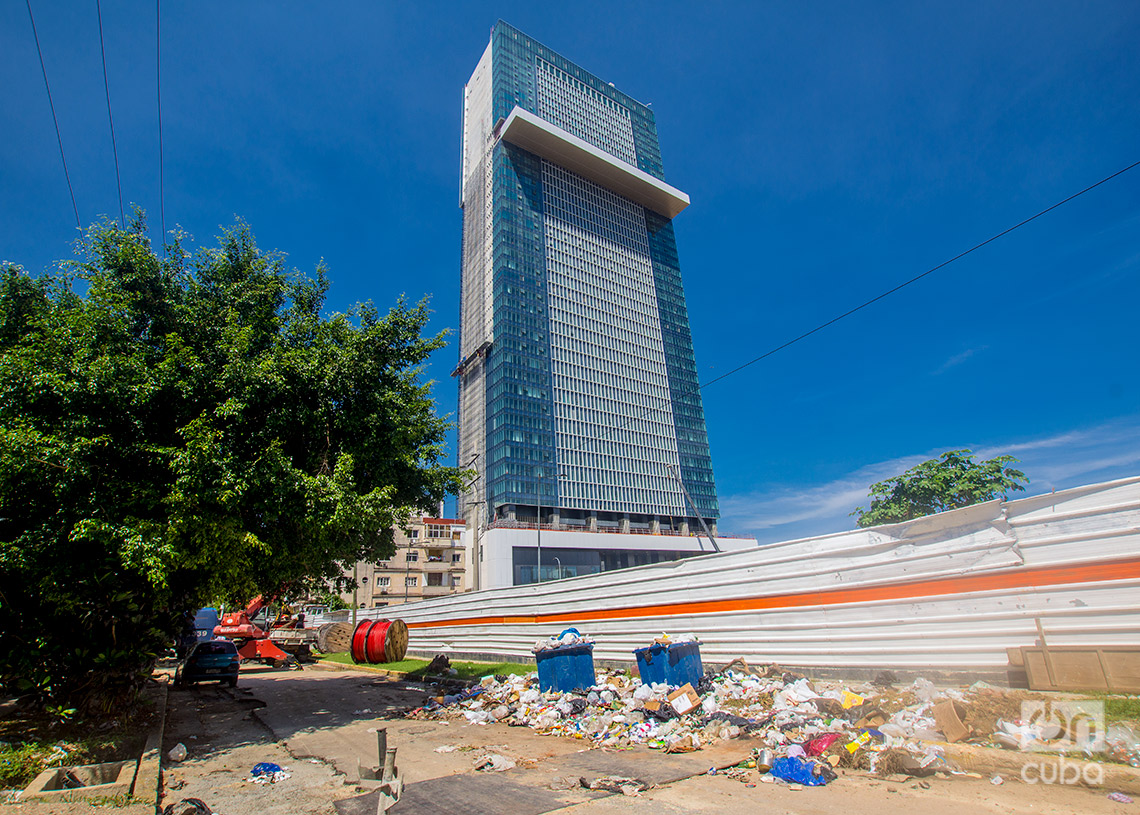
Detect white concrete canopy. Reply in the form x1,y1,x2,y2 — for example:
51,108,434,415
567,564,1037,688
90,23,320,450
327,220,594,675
499,106,691,219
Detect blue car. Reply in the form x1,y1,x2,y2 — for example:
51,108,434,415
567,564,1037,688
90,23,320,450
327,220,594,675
176,639,240,687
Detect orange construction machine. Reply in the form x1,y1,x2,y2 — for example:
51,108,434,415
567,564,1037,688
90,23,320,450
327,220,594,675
213,596,293,665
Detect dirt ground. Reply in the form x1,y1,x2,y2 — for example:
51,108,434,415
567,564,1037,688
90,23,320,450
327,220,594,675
156,665,1134,815
160,679,358,815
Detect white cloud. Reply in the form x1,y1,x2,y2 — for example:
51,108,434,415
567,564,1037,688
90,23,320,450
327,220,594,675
931,345,987,375
721,416,1140,544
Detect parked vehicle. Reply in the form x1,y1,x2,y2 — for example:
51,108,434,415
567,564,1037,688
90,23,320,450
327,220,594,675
193,607,220,641
176,639,240,687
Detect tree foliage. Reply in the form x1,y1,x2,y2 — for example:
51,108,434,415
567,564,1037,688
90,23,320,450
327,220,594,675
0,214,464,711
851,449,1028,528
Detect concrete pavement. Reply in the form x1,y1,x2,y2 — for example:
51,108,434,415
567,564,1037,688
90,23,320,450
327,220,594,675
161,664,1131,815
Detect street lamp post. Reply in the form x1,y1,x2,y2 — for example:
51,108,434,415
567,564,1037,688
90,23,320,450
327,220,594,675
536,471,566,584
553,556,562,581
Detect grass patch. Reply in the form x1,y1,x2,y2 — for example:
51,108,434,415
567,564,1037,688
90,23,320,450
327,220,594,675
1064,692,1140,723
316,652,533,680
1106,696,1140,723
0,701,153,791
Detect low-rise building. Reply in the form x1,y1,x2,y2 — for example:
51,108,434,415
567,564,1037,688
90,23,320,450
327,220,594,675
339,517,468,609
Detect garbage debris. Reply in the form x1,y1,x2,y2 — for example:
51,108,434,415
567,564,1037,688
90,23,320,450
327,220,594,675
1107,723,1140,768
1107,792,1134,803
473,753,516,772
582,775,648,795
168,743,188,762
534,628,594,651
932,699,971,743
161,798,212,815
767,756,833,786
406,654,1129,790
250,762,291,784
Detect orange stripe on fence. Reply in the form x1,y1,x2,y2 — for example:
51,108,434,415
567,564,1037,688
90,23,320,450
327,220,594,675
404,557,1140,630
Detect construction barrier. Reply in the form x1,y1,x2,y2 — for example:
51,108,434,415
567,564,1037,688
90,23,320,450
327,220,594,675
327,476,1140,675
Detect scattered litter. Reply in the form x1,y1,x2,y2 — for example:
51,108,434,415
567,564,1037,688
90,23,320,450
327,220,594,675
534,628,594,651
473,753,516,772
161,798,212,815
404,656,1129,790
433,745,460,753
990,774,1004,786
767,756,833,786
353,709,373,715
168,743,188,762
548,775,580,790
667,683,701,715
250,762,291,784
1107,792,1133,803
582,775,648,796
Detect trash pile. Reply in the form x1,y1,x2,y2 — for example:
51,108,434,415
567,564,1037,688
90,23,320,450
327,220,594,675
408,655,1140,787
534,629,594,651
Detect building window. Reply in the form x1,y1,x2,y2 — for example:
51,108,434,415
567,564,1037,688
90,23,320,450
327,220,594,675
405,576,418,587
452,553,462,563
405,551,418,562
377,576,391,587
427,573,443,587
408,529,419,539
427,525,449,539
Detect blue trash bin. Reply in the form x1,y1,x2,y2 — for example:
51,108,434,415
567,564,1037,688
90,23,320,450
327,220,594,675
535,629,596,692
633,641,703,688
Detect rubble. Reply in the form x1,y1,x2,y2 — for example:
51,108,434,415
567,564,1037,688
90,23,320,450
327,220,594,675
405,651,1140,789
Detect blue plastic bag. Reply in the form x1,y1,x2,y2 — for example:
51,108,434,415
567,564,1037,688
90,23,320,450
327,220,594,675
767,756,829,786
251,762,283,777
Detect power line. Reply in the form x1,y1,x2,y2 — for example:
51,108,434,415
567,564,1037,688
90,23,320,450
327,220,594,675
156,0,166,252
550,158,1140,503
26,0,80,231
698,158,1140,392
96,0,124,228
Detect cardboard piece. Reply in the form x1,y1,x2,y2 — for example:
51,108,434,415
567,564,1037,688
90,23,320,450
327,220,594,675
841,691,864,709
854,708,888,729
642,700,661,713
933,699,970,743
667,683,700,715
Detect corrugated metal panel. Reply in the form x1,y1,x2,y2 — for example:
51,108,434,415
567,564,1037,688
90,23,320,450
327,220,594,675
338,476,1140,670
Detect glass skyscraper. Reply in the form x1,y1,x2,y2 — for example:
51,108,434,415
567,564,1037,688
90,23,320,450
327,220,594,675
456,21,719,539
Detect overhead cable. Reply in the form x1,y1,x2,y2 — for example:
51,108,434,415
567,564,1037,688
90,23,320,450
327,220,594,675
26,0,80,230
96,0,125,228
554,157,1140,494
156,0,166,252
698,158,1140,392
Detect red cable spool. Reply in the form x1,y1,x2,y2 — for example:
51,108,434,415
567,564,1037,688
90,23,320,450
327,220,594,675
350,619,409,664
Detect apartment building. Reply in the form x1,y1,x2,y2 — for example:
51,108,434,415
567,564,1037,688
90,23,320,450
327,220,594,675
339,517,468,608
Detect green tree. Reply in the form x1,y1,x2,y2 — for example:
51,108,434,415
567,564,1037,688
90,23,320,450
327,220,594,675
851,449,1028,528
0,214,464,711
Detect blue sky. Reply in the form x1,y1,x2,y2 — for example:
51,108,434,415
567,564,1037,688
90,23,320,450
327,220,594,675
3,1,1138,543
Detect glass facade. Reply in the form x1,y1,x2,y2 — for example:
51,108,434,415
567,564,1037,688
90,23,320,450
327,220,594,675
458,20,719,526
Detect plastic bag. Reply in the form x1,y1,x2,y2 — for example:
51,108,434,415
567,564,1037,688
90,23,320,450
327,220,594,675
767,756,830,786
804,733,843,756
